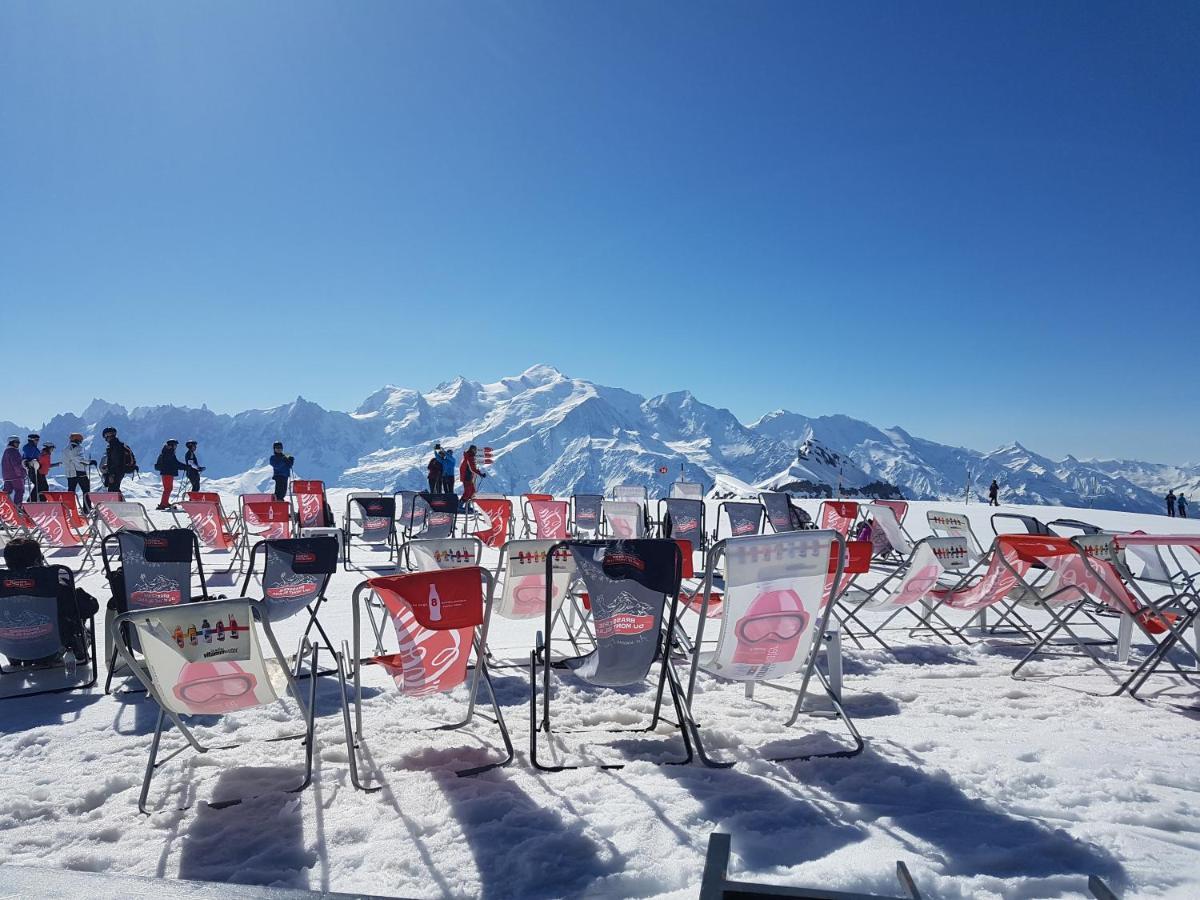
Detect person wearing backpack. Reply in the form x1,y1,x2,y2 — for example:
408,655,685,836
63,433,97,513
427,444,443,493
270,442,294,501
184,440,204,494
21,434,41,502
154,439,188,510
100,427,136,493
3,436,25,510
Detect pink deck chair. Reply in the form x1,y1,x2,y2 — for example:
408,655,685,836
242,500,293,541
179,499,246,574
0,491,34,536
291,479,328,529
817,500,859,537
41,492,88,531
471,497,513,549
524,498,570,539
341,567,512,783
874,499,908,524
602,500,645,538
23,501,95,570
86,491,124,506
94,500,156,536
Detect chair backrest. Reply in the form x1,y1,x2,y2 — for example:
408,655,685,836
863,503,913,556
186,491,222,503
926,510,985,560
240,493,276,512
41,492,87,529
703,531,841,682
0,567,68,662
248,537,339,622
817,500,859,536
408,538,483,572
1046,518,1104,537
95,501,155,535
243,500,293,540
495,540,576,620
180,499,237,550
571,494,603,535
117,597,281,716
670,482,703,500
24,502,84,548
612,485,648,505
565,540,681,686
86,491,124,506
873,499,909,524
346,494,395,544
1055,534,1138,614
661,498,704,547
0,492,33,530
759,492,798,534
108,529,203,613
471,498,512,549
718,501,763,539
874,537,971,608
937,534,1061,611
413,492,457,539
522,493,553,503
527,498,569,539
364,567,487,696
991,512,1051,536
394,491,428,536
602,501,645,538
291,479,327,528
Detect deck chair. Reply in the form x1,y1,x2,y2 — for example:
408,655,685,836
991,512,1051,536
659,498,706,568
241,536,340,668
863,502,914,562
102,528,209,693
1047,518,1104,537
816,500,859,537
612,484,649,505
927,510,986,564
678,530,862,765
113,596,317,813
759,491,810,534
291,479,330,529
489,540,581,663
86,490,124,507
530,539,691,770
524,497,570,540
571,493,604,536
340,566,513,782
238,492,276,528
0,491,34,540
670,482,704,500
412,492,458,540
602,500,646,539
184,491,240,535
343,493,397,567
470,497,513,549
41,491,88,531
0,566,98,698
95,500,156,537
393,490,426,540
406,537,483,572
176,498,245,575
717,501,763,539
874,499,909,524
23,501,95,571
242,499,292,541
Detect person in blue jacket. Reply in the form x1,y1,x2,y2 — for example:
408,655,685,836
440,447,456,495
270,441,294,501
21,434,42,501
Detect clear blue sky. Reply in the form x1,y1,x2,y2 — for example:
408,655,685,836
2,2,1197,462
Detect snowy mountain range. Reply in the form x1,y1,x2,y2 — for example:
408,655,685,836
5,364,1193,513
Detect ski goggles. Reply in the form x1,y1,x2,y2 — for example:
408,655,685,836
176,672,256,705
734,611,810,644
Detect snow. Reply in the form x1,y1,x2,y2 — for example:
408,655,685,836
2,496,1200,898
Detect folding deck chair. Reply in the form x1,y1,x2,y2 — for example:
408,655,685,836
86,490,124,507
470,497,513,549
339,566,513,782
530,539,692,770
41,491,89,531
94,500,156,538
342,493,397,568
0,566,98,698
669,482,704,501
102,528,209,694
991,512,1051,536
612,484,649,506
176,498,246,575
602,500,646,539
659,497,706,568
291,479,330,530
677,530,863,765
23,501,95,571
862,503,914,563
926,510,986,564
571,494,604,537
411,491,459,540
489,540,581,663
1046,518,1104,537
113,596,318,813
406,537,484,572
759,491,811,534
394,490,425,541
241,536,340,672
0,491,34,541
817,500,859,537
523,497,570,540
717,501,764,539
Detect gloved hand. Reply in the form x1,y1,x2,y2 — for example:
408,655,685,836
89,459,98,465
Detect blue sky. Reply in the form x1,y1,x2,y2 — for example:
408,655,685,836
2,2,1197,462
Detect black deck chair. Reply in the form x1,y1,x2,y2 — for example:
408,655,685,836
0,566,98,698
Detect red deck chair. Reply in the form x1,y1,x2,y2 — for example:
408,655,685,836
524,498,570,539
242,500,293,542
472,497,513,549
874,499,909,524
291,479,328,529
0,491,34,537
23,501,95,571
178,498,246,574
41,492,88,531
817,500,859,537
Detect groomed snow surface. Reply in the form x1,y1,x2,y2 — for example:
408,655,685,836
2,493,1199,899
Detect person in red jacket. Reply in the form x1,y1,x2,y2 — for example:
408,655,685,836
37,443,59,500
459,445,488,506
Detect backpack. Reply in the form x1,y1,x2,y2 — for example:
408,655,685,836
124,444,137,472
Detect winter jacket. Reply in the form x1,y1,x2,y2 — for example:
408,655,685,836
104,438,133,478
440,451,456,480
460,451,484,484
427,455,441,477
39,450,55,479
185,449,201,471
270,452,294,479
1180,497,1190,514
155,447,188,476
2,446,24,482
21,441,39,473
63,443,91,477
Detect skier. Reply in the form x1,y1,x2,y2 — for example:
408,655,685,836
21,434,41,502
63,434,96,513
440,446,456,496
1,538,99,665
2,436,25,510
427,444,443,493
154,439,188,510
270,441,294,501
1167,489,1177,517
459,444,488,506
37,442,59,499
100,427,136,493
184,440,204,495
1179,494,1189,519
988,479,1000,507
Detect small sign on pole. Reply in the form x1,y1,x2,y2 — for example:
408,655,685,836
658,466,669,474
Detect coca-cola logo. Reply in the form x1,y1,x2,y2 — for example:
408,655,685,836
3,578,35,591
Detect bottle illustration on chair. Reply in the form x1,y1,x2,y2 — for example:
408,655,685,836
428,584,443,622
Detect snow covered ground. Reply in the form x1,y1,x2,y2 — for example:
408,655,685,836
2,492,1200,898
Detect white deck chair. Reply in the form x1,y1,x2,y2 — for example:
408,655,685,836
602,500,646,538
94,500,156,537
864,502,913,561
670,482,704,500
407,537,483,572
927,510,986,564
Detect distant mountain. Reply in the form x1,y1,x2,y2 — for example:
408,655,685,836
8,365,1178,513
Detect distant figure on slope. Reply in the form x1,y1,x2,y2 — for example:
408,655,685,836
1166,489,1177,517
459,444,488,507
154,439,188,510
37,442,59,499
184,440,203,494
440,446,456,496
63,434,96,513
21,434,41,502
270,442,294,501
2,436,25,510
1178,494,1189,519
100,427,136,493
427,443,444,493
988,479,1000,507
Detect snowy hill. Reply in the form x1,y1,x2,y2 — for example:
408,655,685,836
10,365,1179,512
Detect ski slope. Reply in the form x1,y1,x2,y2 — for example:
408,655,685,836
1,495,1199,898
